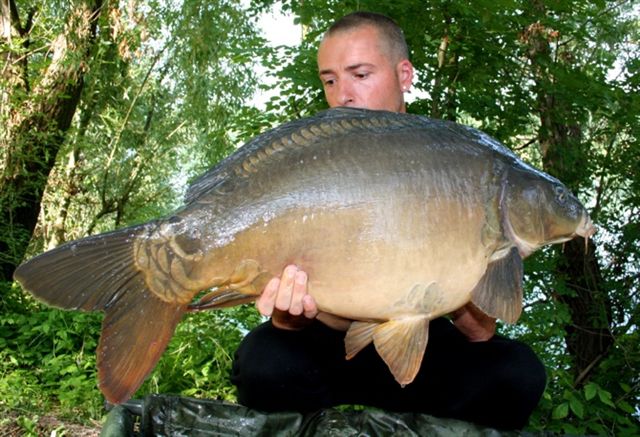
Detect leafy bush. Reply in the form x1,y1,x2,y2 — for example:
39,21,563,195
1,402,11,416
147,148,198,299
1,279,263,423
136,305,263,401
0,281,103,419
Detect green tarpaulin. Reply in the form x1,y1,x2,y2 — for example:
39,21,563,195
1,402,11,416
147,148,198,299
101,395,542,436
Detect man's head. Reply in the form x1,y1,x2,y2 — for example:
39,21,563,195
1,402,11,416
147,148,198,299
317,12,414,113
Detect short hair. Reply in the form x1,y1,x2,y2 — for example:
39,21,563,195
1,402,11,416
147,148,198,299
324,12,409,62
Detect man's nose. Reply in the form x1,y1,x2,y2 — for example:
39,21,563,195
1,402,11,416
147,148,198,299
337,80,355,106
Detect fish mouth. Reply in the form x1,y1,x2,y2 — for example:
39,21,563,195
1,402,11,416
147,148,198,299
576,212,596,240
544,213,596,253
575,212,596,253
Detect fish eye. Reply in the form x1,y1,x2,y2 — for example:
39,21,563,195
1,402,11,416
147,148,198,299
554,186,566,204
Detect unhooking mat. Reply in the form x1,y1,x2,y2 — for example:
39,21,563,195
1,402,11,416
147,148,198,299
100,394,544,436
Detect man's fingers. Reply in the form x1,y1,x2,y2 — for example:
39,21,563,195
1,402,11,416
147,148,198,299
258,265,313,322
256,277,279,316
274,265,298,312
289,270,308,316
302,294,318,319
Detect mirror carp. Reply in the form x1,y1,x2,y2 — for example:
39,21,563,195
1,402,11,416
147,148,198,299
14,107,595,404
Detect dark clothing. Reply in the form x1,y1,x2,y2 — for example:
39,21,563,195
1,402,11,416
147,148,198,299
231,317,546,431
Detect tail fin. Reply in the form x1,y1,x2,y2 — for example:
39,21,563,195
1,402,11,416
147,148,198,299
14,226,149,311
98,280,185,403
14,224,186,404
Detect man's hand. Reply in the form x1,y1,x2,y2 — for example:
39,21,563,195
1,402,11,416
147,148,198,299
256,265,317,330
451,303,496,342
256,264,352,331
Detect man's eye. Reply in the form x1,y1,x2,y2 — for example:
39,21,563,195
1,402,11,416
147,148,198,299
323,79,335,86
355,73,369,79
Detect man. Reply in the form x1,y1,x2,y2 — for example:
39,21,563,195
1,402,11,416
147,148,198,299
231,12,546,431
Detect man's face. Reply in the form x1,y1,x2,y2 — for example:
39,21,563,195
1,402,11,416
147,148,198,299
317,25,413,113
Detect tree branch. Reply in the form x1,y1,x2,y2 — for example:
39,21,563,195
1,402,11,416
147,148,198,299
573,353,603,386
514,137,537,151
100,52,160,206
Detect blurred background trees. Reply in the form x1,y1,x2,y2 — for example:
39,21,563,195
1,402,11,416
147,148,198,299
1,0,638,434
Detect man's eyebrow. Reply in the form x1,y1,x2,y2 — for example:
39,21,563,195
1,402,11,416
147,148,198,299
345,63,375,71
319,63,376,76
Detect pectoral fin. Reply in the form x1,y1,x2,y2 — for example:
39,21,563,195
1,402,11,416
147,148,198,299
372,316,430,387
471,247,523,324
187,259,272,311
227,259,272,296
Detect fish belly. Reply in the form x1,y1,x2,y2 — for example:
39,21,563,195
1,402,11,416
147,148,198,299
202,189,490,323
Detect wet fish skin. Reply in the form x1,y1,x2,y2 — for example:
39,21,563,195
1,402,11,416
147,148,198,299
13,107,595,404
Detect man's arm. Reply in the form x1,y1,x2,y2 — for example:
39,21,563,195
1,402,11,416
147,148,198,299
450,302,496,342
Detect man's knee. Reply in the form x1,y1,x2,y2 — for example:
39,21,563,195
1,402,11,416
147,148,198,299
487,338,546,429
230,321,331,411
499,340,546,400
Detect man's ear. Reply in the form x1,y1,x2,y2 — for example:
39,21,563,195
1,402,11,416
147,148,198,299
397,59,414,91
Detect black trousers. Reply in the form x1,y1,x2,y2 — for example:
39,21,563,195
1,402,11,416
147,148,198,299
231,317,546,430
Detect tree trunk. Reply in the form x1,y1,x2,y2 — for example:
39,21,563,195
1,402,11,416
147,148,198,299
430,14,459,121
0,0,104,281
41,92,98,250
557,238,612,385
522,17,613,384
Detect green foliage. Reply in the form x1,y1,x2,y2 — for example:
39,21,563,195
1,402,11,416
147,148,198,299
0,282,103,421
25,0,267,248
137,306,263,401
504,246,639,435
534,380,640,436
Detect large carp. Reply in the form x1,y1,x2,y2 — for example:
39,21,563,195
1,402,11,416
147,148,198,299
15,107,595,404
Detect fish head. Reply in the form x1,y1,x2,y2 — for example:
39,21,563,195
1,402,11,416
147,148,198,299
502,167,596,257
